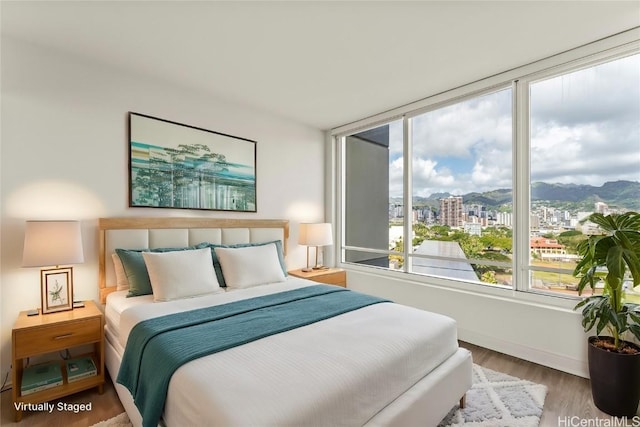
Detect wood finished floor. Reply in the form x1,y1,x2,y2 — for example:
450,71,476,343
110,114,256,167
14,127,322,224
0,375,124,427
459,342,627,426
0,341,632,426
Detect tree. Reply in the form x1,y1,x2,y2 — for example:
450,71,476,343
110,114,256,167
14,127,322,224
389,237,404,268
451,233,483,259
481,271,498,284
558,230,587,254
429,225,451,239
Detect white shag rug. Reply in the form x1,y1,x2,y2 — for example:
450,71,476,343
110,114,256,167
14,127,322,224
90,412,132,427
439,364,548,427
92,364,547,427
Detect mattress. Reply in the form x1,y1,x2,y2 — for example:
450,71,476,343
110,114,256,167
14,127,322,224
107,278,460,426
104,290,152,347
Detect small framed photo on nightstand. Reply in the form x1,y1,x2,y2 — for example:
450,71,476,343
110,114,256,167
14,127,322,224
41,267,73,314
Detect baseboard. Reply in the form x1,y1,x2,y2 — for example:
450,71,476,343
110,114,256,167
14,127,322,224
459,329,589,379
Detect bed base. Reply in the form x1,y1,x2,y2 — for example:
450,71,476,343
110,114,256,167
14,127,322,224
105,336,144,427
364,347,472,426
105,333,471,427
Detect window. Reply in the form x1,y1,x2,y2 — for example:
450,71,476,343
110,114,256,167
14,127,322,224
336,44,639,300
343,120,404,269
409,88,513,286
527,53,640,296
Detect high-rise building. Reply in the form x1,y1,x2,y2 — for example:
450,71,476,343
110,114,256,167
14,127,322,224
440,196,463,227
496,212,512,227
595,202,608,214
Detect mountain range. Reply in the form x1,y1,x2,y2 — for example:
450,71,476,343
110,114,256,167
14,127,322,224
405,180,640,211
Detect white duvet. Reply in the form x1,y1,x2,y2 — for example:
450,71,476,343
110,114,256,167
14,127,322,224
109,278,459,427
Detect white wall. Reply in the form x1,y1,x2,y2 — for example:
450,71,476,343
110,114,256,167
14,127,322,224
347,269,591,378
0,37,326,381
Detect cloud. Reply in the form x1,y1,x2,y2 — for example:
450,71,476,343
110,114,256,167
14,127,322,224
530,54,639,126
411,157,458,196
530,54,640,185
411,89,512,160
531,122,640,184
382,53,639,198
389,156,404,196
395,88,513,196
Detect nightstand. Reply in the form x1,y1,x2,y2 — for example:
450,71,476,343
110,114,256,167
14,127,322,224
12,300,105,421
289,267,347,287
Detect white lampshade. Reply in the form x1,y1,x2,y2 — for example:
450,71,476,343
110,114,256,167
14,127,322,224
22,220,84,267
299,223,333,247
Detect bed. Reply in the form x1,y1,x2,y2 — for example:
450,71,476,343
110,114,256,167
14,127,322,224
99,217,472,427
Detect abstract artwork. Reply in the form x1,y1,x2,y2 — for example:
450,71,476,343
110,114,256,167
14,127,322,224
129,112,257,212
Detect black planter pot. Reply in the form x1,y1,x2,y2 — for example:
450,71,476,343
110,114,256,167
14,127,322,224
588,336,640,417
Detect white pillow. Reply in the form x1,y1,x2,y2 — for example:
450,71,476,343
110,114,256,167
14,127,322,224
112,253,129,291
214,243,286,289
142,248,221,301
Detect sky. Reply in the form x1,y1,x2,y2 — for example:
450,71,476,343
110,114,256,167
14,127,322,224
388,53,640,198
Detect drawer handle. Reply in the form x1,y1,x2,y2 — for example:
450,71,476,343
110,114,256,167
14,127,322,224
54,333,73,340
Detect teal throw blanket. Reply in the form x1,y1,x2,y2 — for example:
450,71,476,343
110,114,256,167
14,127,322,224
117,285,389,427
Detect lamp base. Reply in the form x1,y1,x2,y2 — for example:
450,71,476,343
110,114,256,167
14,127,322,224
301,267,313,272
26,309,39,316
313,265,329,270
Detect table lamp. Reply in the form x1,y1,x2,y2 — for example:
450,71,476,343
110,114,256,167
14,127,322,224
298,223,333,272
22,220,84,315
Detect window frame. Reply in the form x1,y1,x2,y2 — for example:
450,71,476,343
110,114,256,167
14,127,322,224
404,83,515,285
518,44,640,295
332,32,640,307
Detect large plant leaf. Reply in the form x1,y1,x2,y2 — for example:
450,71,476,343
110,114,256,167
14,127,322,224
629,305,640,325
616,211,640,231
610,309,626,334
575,213,640,288
584,213,615,231
574,212,640,340
615,230,640,286
574,236,606,293
605,245,625,292
596,305,612,335
577,296,603,332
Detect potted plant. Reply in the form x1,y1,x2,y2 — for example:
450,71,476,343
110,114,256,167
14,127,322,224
574,211,640,417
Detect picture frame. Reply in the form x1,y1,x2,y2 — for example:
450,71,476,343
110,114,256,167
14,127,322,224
41,267,73,314
128,112,257,212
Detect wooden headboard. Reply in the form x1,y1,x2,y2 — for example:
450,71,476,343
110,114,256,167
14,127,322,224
98,217,289,304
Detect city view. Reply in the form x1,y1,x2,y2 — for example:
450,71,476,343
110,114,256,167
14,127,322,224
379,54,639,297
387,180,640,296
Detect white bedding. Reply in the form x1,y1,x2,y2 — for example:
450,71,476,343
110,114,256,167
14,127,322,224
104,291,152,348
107,277,460,426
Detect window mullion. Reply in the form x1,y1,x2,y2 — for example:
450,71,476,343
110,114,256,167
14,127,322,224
337,135,346,266
514,79,531,293
403,116,412,273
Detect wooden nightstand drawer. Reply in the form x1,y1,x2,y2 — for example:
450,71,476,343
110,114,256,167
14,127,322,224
313,271,346,286
14,317,101,358
288,268,347,287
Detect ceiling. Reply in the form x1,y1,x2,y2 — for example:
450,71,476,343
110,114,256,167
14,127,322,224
2,1,639,130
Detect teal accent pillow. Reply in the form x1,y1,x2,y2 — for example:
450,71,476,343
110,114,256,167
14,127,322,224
116,246,197,297
195,240,286,287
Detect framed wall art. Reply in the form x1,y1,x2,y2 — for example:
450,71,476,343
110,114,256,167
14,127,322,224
41,267,73,314
128,112,257,212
